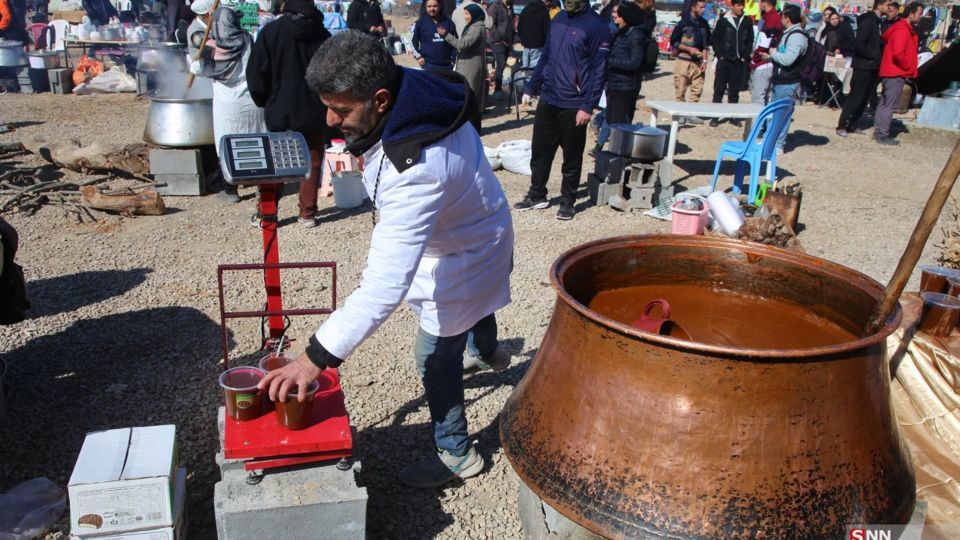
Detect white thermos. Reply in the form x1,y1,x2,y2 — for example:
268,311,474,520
707,191,745,236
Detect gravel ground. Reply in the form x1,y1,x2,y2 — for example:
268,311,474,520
1,50,959,540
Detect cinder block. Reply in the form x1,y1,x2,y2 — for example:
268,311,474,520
150,148,203,176
626,164,657,187
16,68,32,94
214,461,367,540
155,174,205,197
48,68,73,94
593,151,625,184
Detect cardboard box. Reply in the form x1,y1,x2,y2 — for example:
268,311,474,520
69,426,178,536
71,468,188,540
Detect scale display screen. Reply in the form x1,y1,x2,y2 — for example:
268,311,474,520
237,160,267,170
220,132,310,186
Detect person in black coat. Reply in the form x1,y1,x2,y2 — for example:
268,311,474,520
709,0,753,117
592,1,648,154
517,0,550,69
247,0,331,225
837,0,889,136
347,0,385,36
819,10,856,57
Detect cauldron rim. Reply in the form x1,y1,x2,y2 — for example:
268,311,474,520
551,234,902,358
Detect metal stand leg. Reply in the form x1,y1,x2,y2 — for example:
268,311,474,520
259,184,286,344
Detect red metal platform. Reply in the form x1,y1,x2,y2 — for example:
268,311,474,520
223,368,353,469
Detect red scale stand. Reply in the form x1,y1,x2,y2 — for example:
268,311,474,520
216,184,353,476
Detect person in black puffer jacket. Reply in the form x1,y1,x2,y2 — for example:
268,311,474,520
247,0,331,226
593,1,648,154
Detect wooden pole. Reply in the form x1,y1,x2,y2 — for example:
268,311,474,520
864,138,960,336
183,0,221,97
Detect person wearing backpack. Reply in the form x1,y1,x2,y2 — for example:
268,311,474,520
874,1,923,145
760,3,805,153
709,0,753,126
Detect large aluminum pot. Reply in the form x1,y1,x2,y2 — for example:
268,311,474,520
143,96,214,147
500,235,915,540
28,50,60,69
136,42,185,72
0,40,27,67
98,25,122,41
608,123,667,160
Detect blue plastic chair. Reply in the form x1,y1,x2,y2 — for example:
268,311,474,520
709,99,795,204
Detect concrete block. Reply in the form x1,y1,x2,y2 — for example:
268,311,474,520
626,164,657,187
587,173,622,206
214,461,367,540
155,174,205,197
16,68,32,94
48,68,73,95
917,97,960,131
593,151,625,184
150,149,203,176
215,452,247,477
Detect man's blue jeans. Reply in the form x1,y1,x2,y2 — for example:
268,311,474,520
522,48,542,70
414,313,498,457
770,82,799,150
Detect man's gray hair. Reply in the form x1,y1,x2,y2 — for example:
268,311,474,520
306,30,398,101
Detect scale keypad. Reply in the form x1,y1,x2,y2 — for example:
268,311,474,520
220,132,311,186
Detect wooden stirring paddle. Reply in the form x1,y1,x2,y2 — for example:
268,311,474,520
183,0,221,98
864,138,960,336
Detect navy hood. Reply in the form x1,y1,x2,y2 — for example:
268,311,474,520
346,68,481,172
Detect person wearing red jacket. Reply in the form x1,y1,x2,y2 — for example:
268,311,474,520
873,1,923,145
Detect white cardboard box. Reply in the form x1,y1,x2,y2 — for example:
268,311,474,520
69,425,178,536
71,468,188,540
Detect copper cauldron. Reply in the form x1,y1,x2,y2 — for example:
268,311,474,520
500,235,915,539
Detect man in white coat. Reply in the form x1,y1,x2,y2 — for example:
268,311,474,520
259,30,515,489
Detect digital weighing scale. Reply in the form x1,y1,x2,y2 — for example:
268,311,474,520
216,132,353,481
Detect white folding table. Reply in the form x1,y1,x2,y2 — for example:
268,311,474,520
646,101,764,162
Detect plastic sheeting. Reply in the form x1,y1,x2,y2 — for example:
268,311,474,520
0,478,66,540
889,293,960,536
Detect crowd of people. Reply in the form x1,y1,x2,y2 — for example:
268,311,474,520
0,0,951,496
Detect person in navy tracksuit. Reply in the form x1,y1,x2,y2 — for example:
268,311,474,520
515,0,611,221
411,0,458,71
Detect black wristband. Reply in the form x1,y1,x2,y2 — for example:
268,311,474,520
305,335,344,369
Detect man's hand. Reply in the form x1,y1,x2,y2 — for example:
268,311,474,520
521,93,532,105
575,110,592,126
188,60,203,75
417,57,425,66
259,352,322,403
436,25,447,37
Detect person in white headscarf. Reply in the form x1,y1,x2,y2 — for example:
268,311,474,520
189,0,266,202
